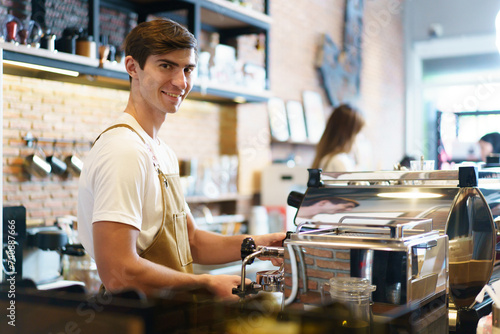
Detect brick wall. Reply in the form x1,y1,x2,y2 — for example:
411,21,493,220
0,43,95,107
359,0,405,170
2,75,232,222
2,0,405,222
283,246,351,308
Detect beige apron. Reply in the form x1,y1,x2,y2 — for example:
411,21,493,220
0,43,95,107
94,124,193,275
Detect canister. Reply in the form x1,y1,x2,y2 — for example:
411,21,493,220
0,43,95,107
76,36,97,59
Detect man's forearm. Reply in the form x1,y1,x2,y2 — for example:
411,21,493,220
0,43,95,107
101,254,243,299
189,229,249,265
101,254,204,294
189,229,287,265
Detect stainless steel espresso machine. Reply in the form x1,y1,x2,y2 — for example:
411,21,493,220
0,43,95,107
234,166,500,333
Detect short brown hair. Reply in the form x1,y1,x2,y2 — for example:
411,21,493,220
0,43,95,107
123,19,198,69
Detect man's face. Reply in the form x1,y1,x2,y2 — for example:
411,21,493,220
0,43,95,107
136,49,197,114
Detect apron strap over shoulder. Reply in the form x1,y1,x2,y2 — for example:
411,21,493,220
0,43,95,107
93,123,146,146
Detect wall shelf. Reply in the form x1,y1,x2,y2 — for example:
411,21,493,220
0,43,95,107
1,41,271,103
1,42,127,81
118,0,272,29
5,0,271,103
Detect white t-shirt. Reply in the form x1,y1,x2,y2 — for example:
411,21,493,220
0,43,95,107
77,113,188,258
319,152,356,172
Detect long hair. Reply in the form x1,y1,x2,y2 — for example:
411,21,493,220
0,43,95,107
311,104,365,169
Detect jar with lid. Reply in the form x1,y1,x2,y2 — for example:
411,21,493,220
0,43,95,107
329,277,376,332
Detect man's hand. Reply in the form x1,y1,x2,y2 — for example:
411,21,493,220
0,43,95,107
253,232,287,247
201,274,249,301
253,232,287,266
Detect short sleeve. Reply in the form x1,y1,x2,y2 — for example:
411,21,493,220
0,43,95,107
90,131,151,230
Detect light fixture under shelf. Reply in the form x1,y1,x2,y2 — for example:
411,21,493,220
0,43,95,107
3,59,80,77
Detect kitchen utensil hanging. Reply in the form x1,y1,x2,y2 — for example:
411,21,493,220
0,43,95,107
46,140,67,176
65,141,83,177
23,139,52,178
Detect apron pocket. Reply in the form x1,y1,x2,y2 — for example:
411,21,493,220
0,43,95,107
174,212,193,267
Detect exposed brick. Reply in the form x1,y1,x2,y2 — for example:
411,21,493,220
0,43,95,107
50,190,72,200
3,184,19,192
303,247,334,258
43,200,65,208
3,109,24,118
335,251,350,260
19,183,44,192
8,120,33,131
3,165,23,175
52,209,72,217
24,201,46,210
19,111,44,120
316,259,350,271
20,93,42,104
7,102,32,112
6,157,24,166
298,291,322,304
7,175,30,183
41,96,64,104
307,280,318,290
8,83,32,93
6,194,25,202
336,272,351,278
306,268,336,280
29,209,52,219
26,192,49,201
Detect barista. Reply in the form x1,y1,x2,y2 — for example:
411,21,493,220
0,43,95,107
77,19,284,299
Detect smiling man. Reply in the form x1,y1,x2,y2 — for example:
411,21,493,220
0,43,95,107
77,19,284,299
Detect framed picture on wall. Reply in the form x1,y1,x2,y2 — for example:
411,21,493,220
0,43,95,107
286,100,308,143
302,91,326,143
268,97,289,142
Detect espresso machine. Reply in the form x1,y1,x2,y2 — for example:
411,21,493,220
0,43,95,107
234,166,500,333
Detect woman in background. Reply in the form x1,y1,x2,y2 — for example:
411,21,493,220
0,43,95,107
311,104,365,171
478,132,500,162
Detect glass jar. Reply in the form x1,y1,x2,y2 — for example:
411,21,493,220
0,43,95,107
329,277,376,332
62,244,101,294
